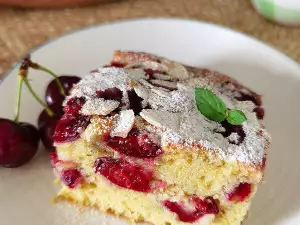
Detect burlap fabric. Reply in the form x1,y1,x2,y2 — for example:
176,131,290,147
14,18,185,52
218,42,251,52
1,0,300,77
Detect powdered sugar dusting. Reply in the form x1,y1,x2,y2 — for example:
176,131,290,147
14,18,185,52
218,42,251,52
68,67,146,102
67,53,270,166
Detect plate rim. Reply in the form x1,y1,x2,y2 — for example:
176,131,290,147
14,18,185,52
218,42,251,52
1,17,300,84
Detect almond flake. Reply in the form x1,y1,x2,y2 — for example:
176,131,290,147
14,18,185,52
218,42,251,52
111,110,135,138
81,98,119,116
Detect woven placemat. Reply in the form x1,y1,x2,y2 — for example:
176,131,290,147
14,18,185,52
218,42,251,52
1,0,300,77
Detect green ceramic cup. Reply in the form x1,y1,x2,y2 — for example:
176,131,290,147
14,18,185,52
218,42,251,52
251,0,300,26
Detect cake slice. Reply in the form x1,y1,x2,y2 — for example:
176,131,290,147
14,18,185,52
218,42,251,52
51,51,271,225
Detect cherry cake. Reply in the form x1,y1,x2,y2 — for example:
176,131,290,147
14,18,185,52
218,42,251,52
52,51,271,225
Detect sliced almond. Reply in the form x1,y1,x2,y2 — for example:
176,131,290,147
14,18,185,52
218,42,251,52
134,83,150,100
140,109,180,131
111,110,135,138
162,60,190,80
81,98,119,116
150,79,178,91
153,73,173,81
142,61,168,71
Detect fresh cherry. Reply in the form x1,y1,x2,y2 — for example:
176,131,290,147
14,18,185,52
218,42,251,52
21,56,80,110
38,116,59,152
38,104,63,127
19,122,40,149
0,119,39,168
45,75,81,109
38,105,63,152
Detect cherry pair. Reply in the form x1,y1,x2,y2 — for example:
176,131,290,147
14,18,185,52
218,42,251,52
0,56,80,168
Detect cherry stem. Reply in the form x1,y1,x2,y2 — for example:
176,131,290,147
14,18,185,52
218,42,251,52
36,65,66,96
14,76,23,122
23,78,54,117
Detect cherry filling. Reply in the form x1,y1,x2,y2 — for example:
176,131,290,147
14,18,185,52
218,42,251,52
50,152,82,188
127,90,143,115
110,62,125,68
61,168,83,189
220,120,245,145
96,88,123,102
50,152,59,166
253,107,265,120
221,81,264,120
94,157,152,192
235,92,261,106
163,196,219,223
262,156,267,169
53,114,90,143
144,69,166,79
103,129,162,158
53,97,90,143
96,88,143,115
227,183,252,202
63,97,86,117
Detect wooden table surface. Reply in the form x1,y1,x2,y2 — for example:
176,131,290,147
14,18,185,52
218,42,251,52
1,0,300,77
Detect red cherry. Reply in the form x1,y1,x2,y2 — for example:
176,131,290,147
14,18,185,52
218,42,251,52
103,131,162,159
38,117,59,152
38,106,63,152
128,90,143,115
50,152,59,166
38,105,63,128
220,120,245,145
253,107,265,120
49,97,89,144
163,196,219,223
53,114,90,144
94,157,152,192
0,119,39,168
61,168,82,189
96,88,122,101
110,62,124,68
19,122,40,149
227,183,252,202
63,97,85,117
45,75,80,108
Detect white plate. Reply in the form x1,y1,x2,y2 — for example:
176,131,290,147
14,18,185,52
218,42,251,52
0,18,300,225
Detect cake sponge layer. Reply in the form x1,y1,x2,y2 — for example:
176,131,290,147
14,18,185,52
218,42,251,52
57,119,262,198
156,143,262,197
56,180,251,225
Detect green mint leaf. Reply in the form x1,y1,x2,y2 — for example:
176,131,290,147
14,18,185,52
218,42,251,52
227,109,247,125
194,88,227,122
